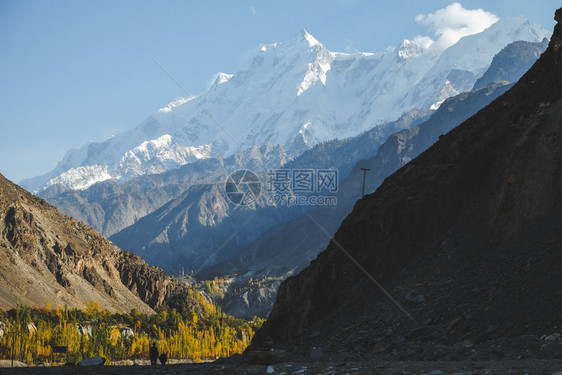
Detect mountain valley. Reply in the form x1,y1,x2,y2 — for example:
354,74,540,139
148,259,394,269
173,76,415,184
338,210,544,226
5,2,562,374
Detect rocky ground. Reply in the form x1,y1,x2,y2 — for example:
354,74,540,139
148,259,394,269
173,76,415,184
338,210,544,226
2,358,562,374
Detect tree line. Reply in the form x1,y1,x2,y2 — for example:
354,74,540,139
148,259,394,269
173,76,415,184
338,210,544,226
0,299,263,365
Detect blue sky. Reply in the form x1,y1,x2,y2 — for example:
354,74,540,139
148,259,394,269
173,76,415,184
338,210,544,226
0,0,559,184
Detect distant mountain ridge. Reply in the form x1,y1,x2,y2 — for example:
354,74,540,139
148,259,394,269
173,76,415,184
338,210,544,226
473,38,549,89
22,18,549,193
40,39,550,242
40,143,287,237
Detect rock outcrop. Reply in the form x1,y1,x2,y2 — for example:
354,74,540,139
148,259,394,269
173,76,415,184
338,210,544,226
115,251,177,309
0,173,174,312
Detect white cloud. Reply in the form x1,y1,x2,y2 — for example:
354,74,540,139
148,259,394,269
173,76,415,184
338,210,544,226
414,2,499,50
411,35,434,50
250,6,256,16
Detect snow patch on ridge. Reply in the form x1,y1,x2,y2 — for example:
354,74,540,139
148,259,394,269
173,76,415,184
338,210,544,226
45,165,112,190
297,58,333,96
158,98,193,113
430,80,460,109
115,135,212,180
215,72,233,85
301,29,320,47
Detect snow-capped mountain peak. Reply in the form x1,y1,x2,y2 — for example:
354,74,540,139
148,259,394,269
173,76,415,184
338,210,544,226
260,29,322,53
22,19,551,192
214,72,234,85
416,16,551,110
398,36,434,59
299,28,321,47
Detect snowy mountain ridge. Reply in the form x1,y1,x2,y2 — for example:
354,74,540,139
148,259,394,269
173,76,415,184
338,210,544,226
22,20,550,192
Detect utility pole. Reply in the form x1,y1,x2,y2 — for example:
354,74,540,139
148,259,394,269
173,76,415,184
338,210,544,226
360,168,370,197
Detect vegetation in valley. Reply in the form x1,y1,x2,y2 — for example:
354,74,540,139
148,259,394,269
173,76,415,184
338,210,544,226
0,297,261,366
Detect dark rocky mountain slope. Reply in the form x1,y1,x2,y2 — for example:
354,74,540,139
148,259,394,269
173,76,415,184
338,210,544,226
0,173,175,312
250,8,562,361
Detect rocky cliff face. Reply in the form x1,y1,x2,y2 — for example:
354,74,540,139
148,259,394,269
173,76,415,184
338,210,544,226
0,173,174,312
115,251,177,309
250,7,562,360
